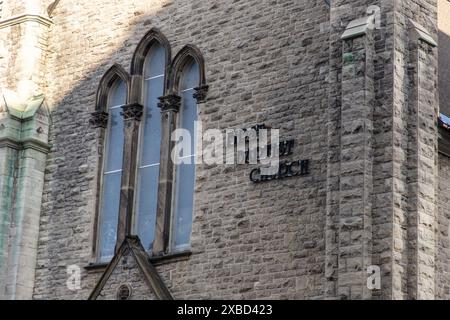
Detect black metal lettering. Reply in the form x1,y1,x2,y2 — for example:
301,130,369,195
250,168,261,183
289,161,301,176
300,159,309,175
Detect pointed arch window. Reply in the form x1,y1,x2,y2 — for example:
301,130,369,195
98,78,127,262
134,43,166,251
90,31,207,264
172,58,200,252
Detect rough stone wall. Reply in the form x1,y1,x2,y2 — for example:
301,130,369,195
0,0,53,96
323,0,440,300
325,0,396,300
391,0,438,300
21,0,446,300
33,0,331,299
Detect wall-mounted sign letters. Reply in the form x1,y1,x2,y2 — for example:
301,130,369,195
250,160,310,183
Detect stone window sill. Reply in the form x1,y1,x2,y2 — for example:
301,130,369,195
84,250,192,272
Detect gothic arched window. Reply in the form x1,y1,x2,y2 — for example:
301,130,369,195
90,32,207,264
97,65,128,261
134,42,166,251
172,58,200,252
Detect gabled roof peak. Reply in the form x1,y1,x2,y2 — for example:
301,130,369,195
88,236,173,300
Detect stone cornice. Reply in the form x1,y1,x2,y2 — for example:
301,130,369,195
0,14,53,30
22,138,51,154
0,137,50,154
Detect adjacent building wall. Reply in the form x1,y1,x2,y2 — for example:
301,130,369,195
438,0,450,115
436,0,450,300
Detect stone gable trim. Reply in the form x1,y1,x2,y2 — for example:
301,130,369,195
88,236,173,300
0,14,52,30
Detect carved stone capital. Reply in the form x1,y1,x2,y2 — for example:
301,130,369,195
90,111,109,128
121,103,143,121
158,94,181,113
193,85,209,104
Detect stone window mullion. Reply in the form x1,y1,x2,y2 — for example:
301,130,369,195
115,102,144,252
153,93,181,256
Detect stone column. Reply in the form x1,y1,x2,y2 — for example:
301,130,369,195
337,16,375,300
406,21,438,300
153,94,181,256
0,136,17,299
0,94,50,300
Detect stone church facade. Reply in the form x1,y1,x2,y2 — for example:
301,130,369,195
0,0,450,300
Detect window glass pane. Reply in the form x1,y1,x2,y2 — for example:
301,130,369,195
172,59,199,251
135,165,159,250
135,43,165,251
99,171,122,261
98,78,126,261
180,60,200,91
109,80,127,107
144,44,166,79
104,106,124,172
140,78,163,166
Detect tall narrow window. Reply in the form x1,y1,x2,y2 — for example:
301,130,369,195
172,59,199,252
98,79,126,262
134,43,165,251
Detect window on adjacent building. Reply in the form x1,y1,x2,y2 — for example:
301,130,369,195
98,79,126,262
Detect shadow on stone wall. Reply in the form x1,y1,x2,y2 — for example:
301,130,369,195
36,4,187,299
